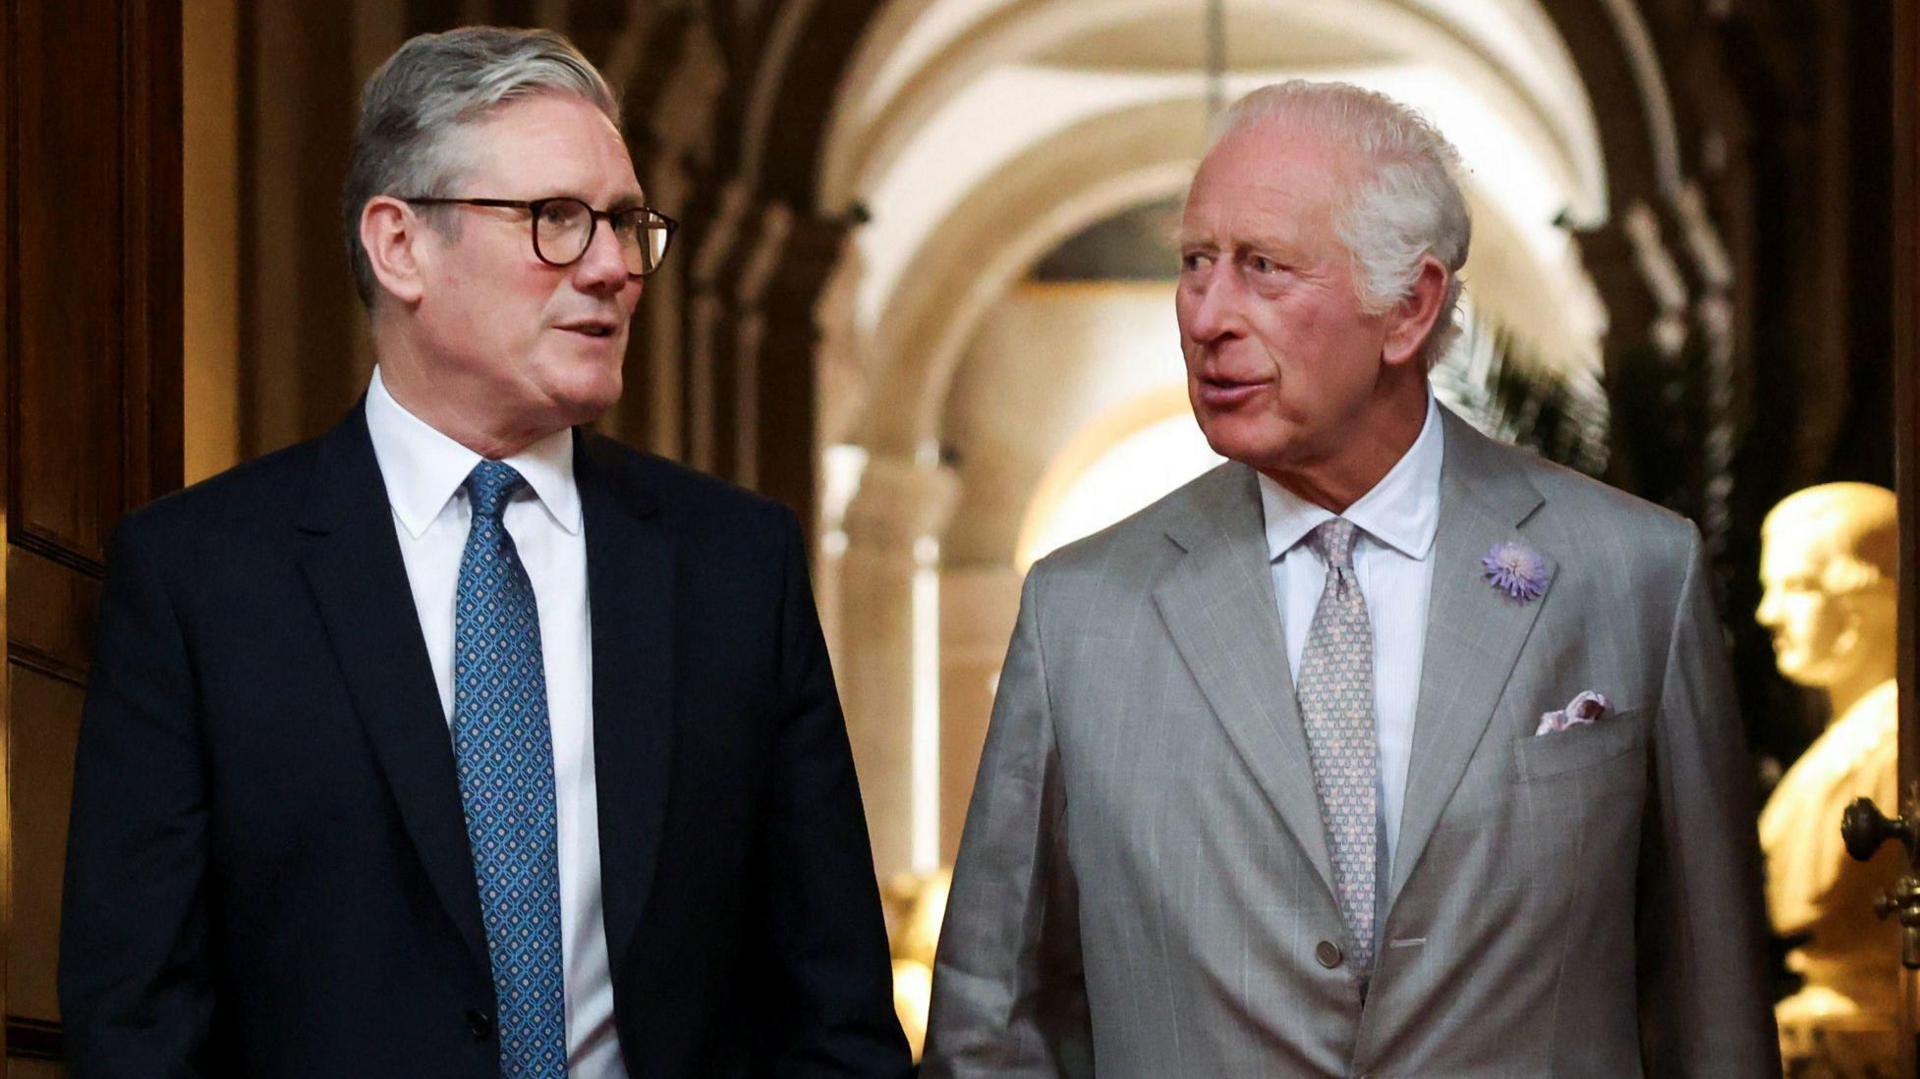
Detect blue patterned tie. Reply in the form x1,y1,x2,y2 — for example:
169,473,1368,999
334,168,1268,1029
1295,518,1379,973
453,461,567,1077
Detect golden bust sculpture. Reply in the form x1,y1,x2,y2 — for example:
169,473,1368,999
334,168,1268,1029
1755,482,1900,1073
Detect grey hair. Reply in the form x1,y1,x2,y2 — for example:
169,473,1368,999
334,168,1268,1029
340,26,622,308
1214,81,1472,369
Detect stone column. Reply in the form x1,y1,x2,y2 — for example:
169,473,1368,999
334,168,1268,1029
834,452,958,884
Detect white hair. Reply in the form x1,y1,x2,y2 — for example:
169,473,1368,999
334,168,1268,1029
1214,81,1472,369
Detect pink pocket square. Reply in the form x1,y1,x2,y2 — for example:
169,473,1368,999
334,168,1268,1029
1535,691,1609,736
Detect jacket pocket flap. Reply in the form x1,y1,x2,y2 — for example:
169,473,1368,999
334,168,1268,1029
1513,707,1648,782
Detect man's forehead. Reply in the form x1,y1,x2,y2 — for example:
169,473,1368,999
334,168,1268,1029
1183,128,1352,222
1203,121,1357,178
459,94,645,200
1180,168,1337,242
1179,196,1301,240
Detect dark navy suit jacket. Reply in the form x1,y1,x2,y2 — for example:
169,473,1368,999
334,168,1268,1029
59,404,911,1077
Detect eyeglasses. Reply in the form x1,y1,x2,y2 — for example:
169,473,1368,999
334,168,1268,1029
401,196,678,277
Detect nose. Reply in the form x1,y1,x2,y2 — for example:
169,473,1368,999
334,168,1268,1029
1180,261,1245,346
572,218,635,295
1756,588,1779,628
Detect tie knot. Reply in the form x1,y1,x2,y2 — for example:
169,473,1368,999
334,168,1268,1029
464,460,526,521
1307,518,1360,571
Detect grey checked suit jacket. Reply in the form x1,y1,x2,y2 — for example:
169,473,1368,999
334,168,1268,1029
923,408,1779,1078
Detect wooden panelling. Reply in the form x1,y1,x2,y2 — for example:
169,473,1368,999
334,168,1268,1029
1897,0,1917,796
3,0,183,1069
2,1016,61,1063
3,0,18,1061
1890,0,1916,1070
124,0,185,506
9,2,128,562
5,668,83,1025
6,553,102,686
1,0,10,485
239,1,365,460
4,1057,63,1079
183,0,244,483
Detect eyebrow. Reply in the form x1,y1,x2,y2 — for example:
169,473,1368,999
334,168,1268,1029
538,191,649,211
1175,233,1301,259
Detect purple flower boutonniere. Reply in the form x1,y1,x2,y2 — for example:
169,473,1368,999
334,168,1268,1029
1482,541,1549,603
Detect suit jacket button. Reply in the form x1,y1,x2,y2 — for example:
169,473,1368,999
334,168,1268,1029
465,1010,493,1040
1315,940,1344,969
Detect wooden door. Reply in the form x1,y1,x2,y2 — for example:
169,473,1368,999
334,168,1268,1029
1897,0,1920,1070
0,1,184,1073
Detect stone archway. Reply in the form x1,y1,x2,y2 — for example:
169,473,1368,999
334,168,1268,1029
192,0,1874,989
807,0,1694,882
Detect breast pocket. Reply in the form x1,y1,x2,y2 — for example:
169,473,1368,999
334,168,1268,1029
1512,707,1650,783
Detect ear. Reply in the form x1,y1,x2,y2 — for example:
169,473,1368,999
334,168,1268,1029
1380,255,1450,368
361,195,430,307
1831,609,1862,662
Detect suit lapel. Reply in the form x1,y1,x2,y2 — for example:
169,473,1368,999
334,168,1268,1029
295,404,489,969
575,435,675,973
1154,465,1338,902
1387,411,1553,909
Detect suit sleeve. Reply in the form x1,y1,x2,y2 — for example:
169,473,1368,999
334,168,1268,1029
1637,525,1781,1077
921,566,1092,1079
762,507,914,1077
59,519,217,1077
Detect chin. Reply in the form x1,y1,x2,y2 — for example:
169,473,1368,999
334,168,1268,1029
1196,412,1293,471
1778,655,1834,688
556,384,621,426
542,362,625,424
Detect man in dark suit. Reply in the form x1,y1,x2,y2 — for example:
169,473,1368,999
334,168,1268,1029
60,26,909,1078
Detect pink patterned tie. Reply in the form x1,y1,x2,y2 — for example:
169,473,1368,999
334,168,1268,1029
1295,518,1378,972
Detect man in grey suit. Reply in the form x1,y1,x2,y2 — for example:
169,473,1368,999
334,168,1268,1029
922,81,1779,1077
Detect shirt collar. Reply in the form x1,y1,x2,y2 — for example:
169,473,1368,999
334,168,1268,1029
365,365,582,538
1258,392,1444,562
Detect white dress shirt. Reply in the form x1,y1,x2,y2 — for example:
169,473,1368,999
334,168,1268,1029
1258,392,1444,881
365,367,627,1078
